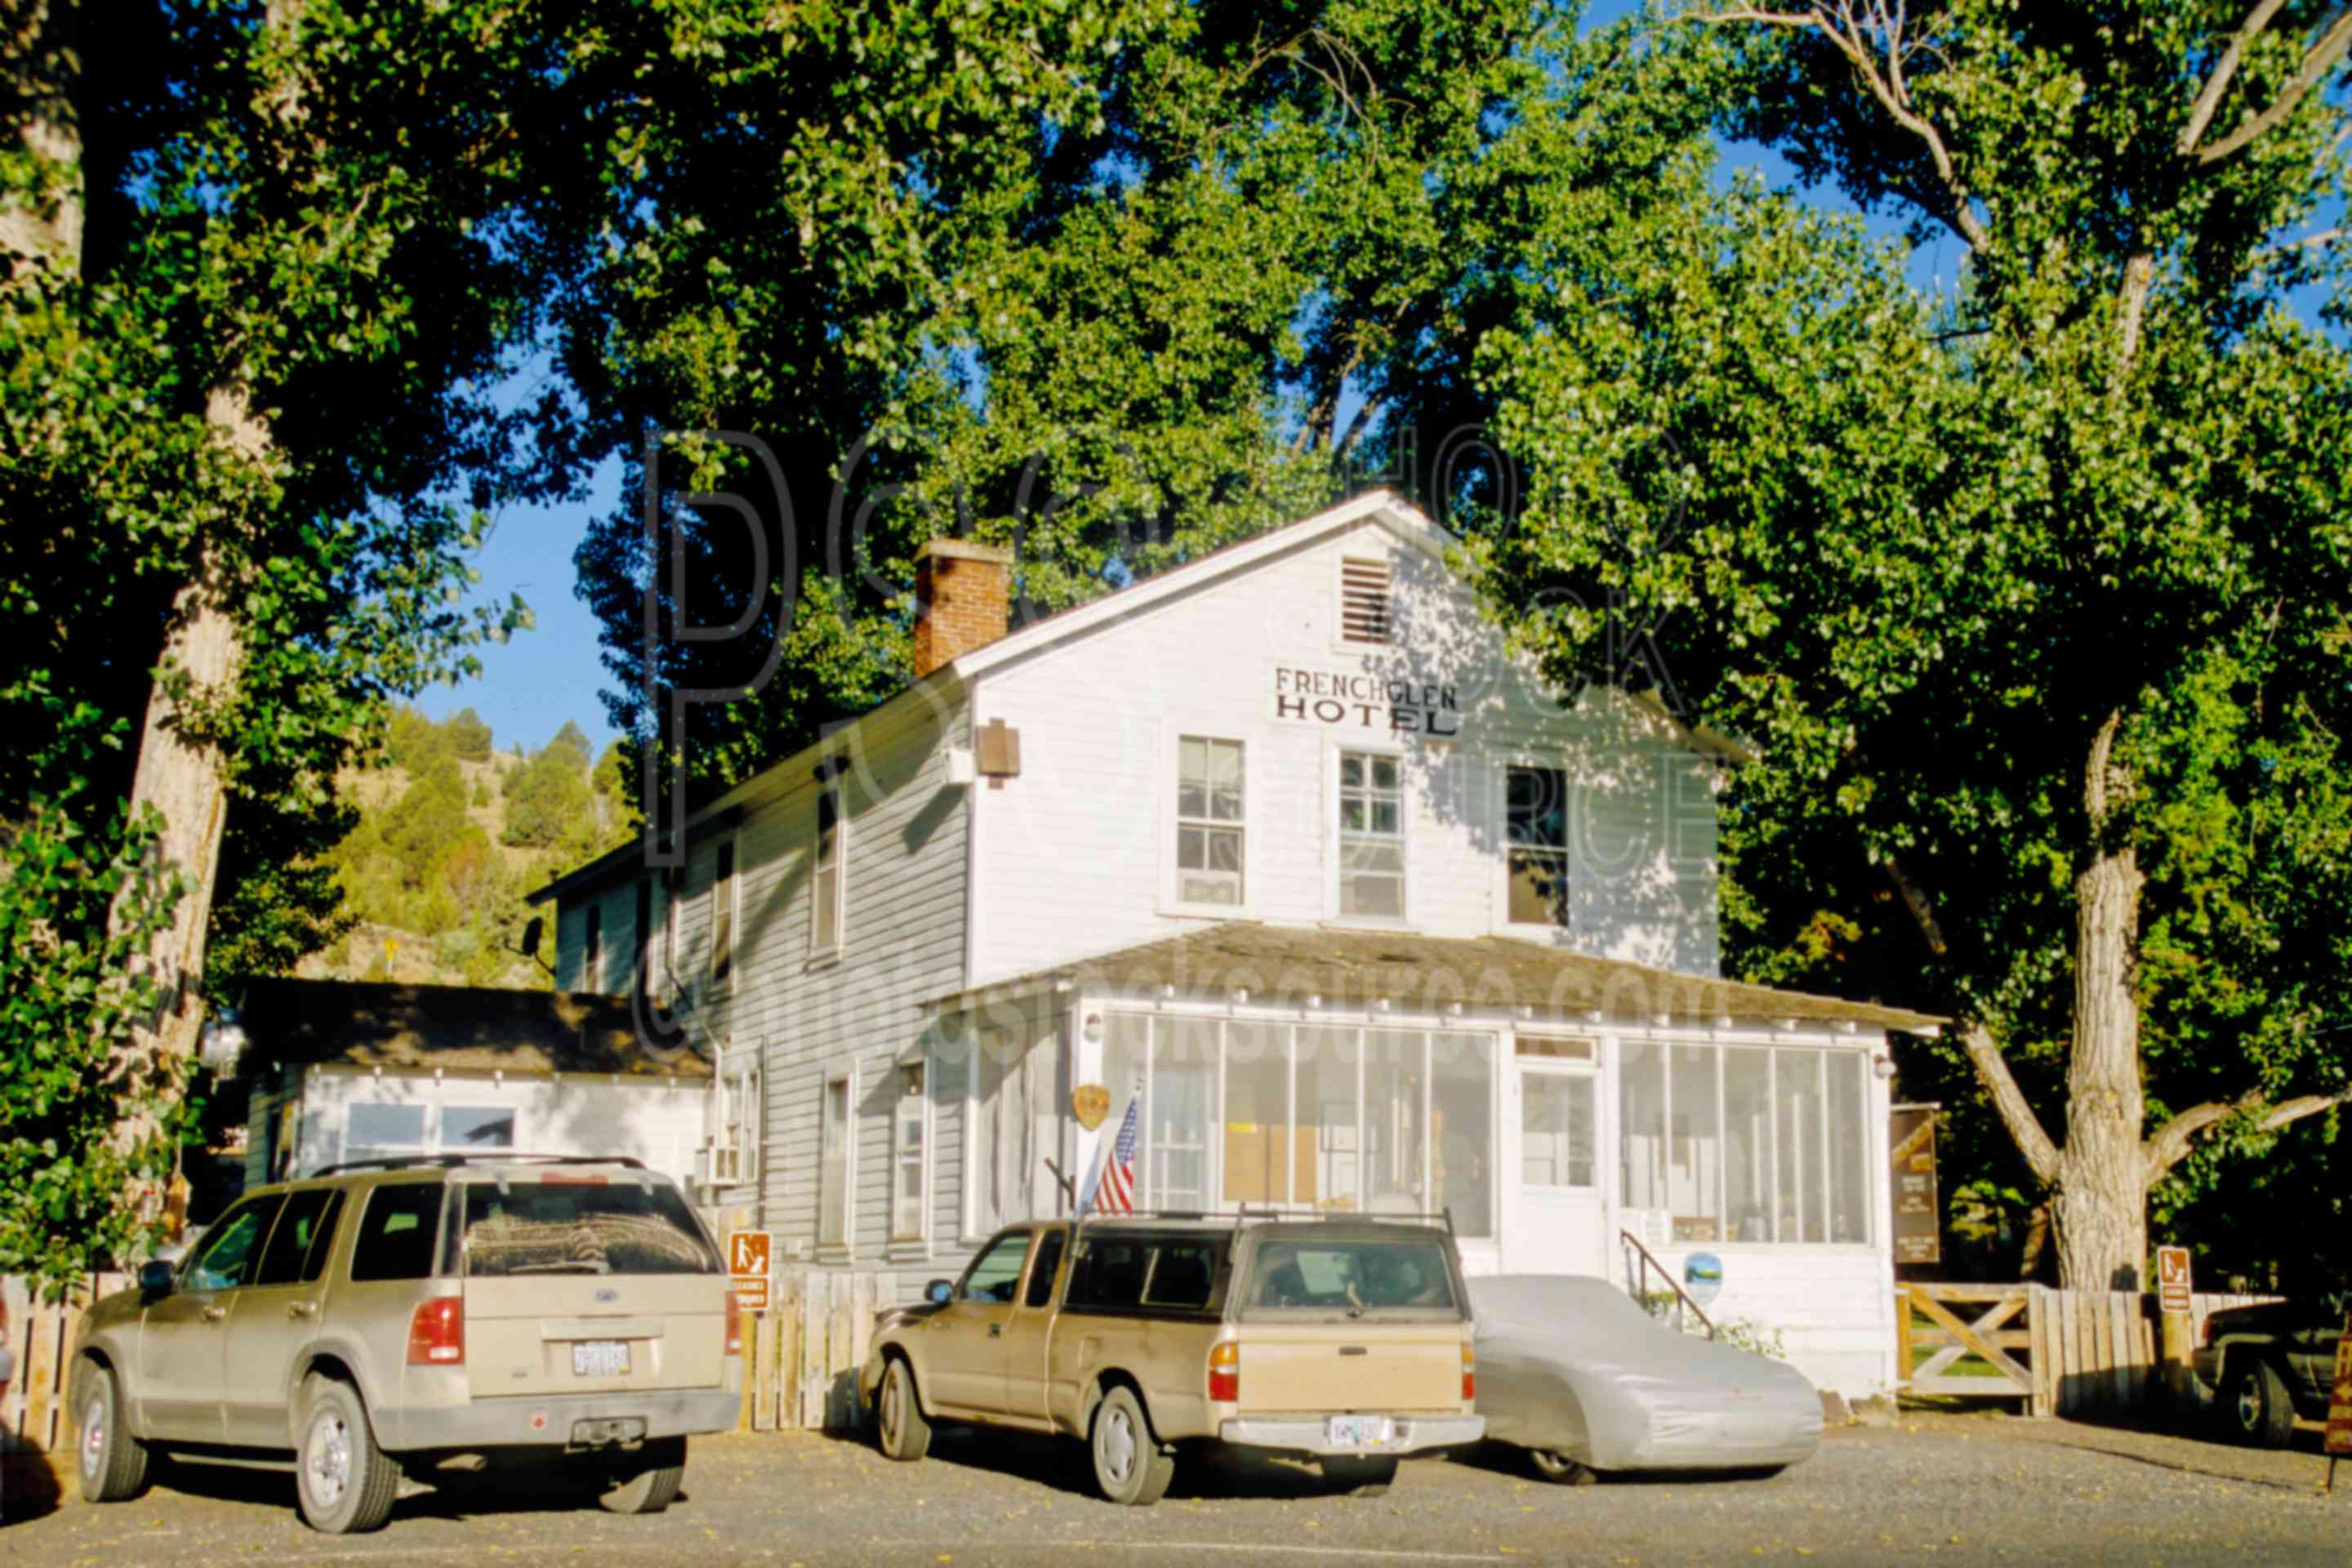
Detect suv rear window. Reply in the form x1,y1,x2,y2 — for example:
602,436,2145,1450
457,1178,720,1276
1244,1237,1457,1312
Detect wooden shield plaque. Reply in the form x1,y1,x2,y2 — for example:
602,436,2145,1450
1071,1084,1111,1132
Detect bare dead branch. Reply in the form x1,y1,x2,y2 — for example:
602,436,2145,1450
2142,1089,2352,1185
2198,4,2352,163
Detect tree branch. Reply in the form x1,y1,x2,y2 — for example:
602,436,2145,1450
2143,1089,2352,1186
2179,0,2290,158
2196,4,2352,164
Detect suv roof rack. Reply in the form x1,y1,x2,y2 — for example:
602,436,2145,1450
1230,1204,1457,1237
305,1152,651,1178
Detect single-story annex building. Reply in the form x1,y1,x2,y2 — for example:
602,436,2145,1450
530,492,1941,1397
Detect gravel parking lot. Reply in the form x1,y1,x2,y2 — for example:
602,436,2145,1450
4,1413,2346,1566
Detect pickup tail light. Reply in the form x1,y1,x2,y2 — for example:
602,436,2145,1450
724,1289,744,1356
1208,1341,1241,1403
407,1297,465,1365
1462,1343,1476,1403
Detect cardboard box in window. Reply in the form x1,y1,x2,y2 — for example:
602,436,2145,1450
1221,1122,1321,1205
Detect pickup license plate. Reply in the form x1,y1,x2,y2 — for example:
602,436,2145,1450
1325,1414,1393,1450
572,1340,630,1379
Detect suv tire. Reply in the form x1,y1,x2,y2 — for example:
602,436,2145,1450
1089,1385,1175,1506
76,1363,152,1503
875,1356,933,1462
295,1376,401,1534
599,1437,687,1514
2224,1356,2297,1449
1526,1448,1597,1486
1323,1454,1400,1496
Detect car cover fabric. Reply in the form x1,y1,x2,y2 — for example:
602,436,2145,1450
1468,1275,1823,1471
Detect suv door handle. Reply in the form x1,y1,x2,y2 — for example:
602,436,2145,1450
287,1301,318,1320
202,1304,228,1322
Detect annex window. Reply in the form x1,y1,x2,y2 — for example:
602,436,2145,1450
1621,1041,1872,1246
818,1067,855,1252
1174,736,1245,906
813,784,844,955
1505,764,1570,929
1339,751,1405,919
583,905,604,991
1339,556,1392,644
710,1062,760,1187
441,1106,516,1152
344,1102,426,1166
893,1058,929,1243
710,838,737,987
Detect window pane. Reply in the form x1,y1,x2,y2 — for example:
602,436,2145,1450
1066,1236,1147,1309
256,1188,336,1288
1295,1027,1360,1212
1207,828,1242,873
1777,1049,1828,1243
1724,1048,1774,1243
1177,825,1204,869
187,1196,286,1291
1619,1040,1667,1214
1222,1023,1290,1205
962,1231,1031,1303
348,1102,425,1152
442,1107,514,1151
1149,1018,1217,1210
1432,1033,1494,1237
1669,1045,1722,1244
1340,754,1364,788
1208,740,1244,821
1521,1073,1595,1187
1143,1239,1219,1308
350,1184,444,1281
1508,849,1570,927
1363,1031,1427,1212
1829,1052,1869,1244
1025,1229,1067,1309
1371,756,1398,791
459,1181,719,1276
1507,766,1567,848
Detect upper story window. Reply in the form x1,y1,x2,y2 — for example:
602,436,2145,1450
710,838,737,988
813,783,844,955
1175,736,1245,906
1506,764,1570,929
1339,557,1392,644
583,905,604,991
1338,750,1405,919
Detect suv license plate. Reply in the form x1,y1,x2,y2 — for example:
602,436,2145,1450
1326,1415,1393,1449
572,1340,631,1378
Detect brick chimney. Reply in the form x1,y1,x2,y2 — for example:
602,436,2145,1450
911,538,1013,679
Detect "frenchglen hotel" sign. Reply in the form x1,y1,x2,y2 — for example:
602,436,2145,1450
1272,666,1463,736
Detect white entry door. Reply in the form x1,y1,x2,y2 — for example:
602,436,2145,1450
1505,1062,1609,1276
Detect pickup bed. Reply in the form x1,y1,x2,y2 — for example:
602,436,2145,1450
859,1216,1484,1504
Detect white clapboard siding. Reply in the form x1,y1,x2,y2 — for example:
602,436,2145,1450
967,516,1722,987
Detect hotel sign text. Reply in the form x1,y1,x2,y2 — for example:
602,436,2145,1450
1273,667,1462,737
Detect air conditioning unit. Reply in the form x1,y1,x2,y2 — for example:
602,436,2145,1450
702,1142,741,1187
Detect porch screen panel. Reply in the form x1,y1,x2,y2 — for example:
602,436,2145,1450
1294,1026,1361,1212
1363,1031,1428,1213
1150,1018,1218,1211
1431,1033,1494,1237
1222,1022,1290,1205
1668,1045,1722,1244
1519,1073,1595,1188
1827,1050,1869,1244
1618,1040,1667,1214
1776,1049,1827,1243
1722,1048,1774,1243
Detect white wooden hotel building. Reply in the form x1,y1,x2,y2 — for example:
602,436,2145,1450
532,493,1939,1397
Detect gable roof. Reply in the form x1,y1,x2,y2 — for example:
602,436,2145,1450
234,978,710,1079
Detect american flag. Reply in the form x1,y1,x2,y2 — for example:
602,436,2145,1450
1091,1093,1138,1215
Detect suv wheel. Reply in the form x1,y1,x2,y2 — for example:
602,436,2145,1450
77,1363,152,1503
2225,1357,2297,1449
1526,1448,1597,1486
1089,1385,1175,1507
599,1437,687,1514
875,1357,932,1462
295,1376,401,1534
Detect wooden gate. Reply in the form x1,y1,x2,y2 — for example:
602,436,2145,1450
737,1269,894,1432
1899,1283,2034,1401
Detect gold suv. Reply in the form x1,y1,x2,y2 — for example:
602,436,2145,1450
860,1214,1483,1504
69,1155,742,1533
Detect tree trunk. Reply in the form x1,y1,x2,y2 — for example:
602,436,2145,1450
2055,813,2149,1287
0,0,82,284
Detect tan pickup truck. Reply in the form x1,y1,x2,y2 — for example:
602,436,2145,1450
859,1214,1482,1504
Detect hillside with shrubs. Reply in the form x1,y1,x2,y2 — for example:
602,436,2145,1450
301,706,633,989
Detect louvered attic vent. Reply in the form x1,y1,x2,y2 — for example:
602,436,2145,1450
1339,557,1392,644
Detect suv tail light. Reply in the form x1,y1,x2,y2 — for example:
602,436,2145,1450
724,1290,743,1357
408,1297,465,1365
1461,1343,1476,1403
1208,1341,1240,1403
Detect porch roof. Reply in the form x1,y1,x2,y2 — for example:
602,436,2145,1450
927,922,1944,1035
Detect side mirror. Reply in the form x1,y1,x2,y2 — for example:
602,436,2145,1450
924,1279,953,1305
138,1259,176,1294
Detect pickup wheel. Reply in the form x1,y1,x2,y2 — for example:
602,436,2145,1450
876,1356,933,1462
599,1437,687,1514
294,1376,400,1535
2224,1356,2297,1450
76,1363,152,1503
1323,1455,1400,1496
1526,1448,1597,1486
1089,1385,1175,1506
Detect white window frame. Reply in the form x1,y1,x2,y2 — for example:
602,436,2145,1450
1162,728,1252,915
1334,554,1393,648
663,866,682,1003
817,1063,858,1258
1330,742,1409,924
889,1053,932,1254
709,835,740,995
1498,757,1572,935
340,1100,520,1165
709,1057,760,1188
812,779,845,960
